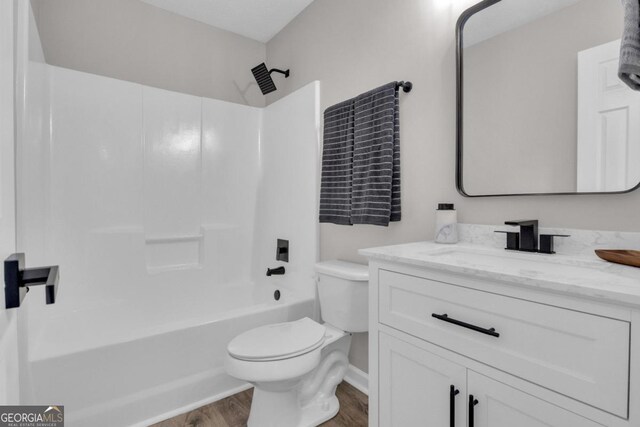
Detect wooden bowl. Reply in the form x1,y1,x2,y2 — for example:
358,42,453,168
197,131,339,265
595,250,640,268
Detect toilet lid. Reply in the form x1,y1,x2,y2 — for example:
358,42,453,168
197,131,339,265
228,317,326,361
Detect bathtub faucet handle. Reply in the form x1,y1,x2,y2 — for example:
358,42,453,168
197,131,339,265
266,266,285,276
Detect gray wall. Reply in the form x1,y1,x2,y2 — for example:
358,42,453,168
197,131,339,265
266,0,636,373
464,0,621,194
30,0,267,107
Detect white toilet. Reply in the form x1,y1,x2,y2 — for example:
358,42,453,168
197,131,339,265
225,260,369,427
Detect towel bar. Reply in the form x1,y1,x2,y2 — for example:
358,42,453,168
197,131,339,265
396,81,413,93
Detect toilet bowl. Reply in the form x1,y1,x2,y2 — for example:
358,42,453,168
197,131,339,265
224,260,369,427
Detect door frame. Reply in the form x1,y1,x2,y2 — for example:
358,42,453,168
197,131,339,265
0,0,19,405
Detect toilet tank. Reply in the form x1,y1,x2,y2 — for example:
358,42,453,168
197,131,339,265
315,260,369,333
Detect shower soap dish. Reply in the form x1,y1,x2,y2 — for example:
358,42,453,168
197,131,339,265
595,249,640,268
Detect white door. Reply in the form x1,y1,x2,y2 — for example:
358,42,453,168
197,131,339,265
0,0,19,405
577,39,640,192
468,371,604,427
379,332,467,427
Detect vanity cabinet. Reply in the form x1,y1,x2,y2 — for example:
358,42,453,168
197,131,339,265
364,252,640,427
378,269,629,417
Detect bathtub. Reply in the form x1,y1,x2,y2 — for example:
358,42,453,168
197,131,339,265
23,282,316,427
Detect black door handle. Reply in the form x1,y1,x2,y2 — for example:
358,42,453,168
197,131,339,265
469,395,479,427
450,385,460,427
432,313,500,338
4,253,59,309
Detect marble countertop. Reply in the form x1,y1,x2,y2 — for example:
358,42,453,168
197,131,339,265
359,241,640,308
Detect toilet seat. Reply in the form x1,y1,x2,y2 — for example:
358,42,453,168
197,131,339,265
227,317,326,362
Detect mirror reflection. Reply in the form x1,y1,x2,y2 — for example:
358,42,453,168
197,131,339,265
461,0,639,195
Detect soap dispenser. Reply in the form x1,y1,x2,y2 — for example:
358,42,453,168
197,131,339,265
434,203,458,244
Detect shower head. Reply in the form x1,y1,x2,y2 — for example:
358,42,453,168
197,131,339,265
251,62,290,95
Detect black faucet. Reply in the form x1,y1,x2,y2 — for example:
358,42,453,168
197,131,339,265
498,220,570,254
266,266,285,276
504,220,539,252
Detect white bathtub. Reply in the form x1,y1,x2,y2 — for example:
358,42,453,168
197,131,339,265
24,283,316,427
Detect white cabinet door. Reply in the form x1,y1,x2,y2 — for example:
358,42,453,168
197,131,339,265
379,332,466,427
468,371,605,427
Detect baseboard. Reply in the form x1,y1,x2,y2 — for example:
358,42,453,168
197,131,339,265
343,364,369,396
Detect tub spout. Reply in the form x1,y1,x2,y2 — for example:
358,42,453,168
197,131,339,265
266,266,285,276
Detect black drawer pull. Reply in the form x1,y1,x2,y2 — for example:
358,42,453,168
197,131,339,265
432,313,500,338
450,385,460,427
469,395,479,427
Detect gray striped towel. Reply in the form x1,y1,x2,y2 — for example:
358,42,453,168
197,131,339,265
319,82,401,226
619,0,640,90
352,82,400,226
319,99,355,225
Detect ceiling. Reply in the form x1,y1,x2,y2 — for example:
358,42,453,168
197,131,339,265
140,0,315,43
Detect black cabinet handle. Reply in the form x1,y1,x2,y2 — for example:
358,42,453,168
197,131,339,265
469,395,479,427
450,385,460,427
432,313,500,338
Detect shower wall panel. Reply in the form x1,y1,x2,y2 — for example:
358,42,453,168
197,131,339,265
143,87,202,238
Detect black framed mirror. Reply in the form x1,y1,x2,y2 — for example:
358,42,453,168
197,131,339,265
456,0,640,197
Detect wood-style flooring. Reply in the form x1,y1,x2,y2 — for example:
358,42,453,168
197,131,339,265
151,382,368,427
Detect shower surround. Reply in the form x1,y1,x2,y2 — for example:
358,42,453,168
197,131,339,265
16,59,320,425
